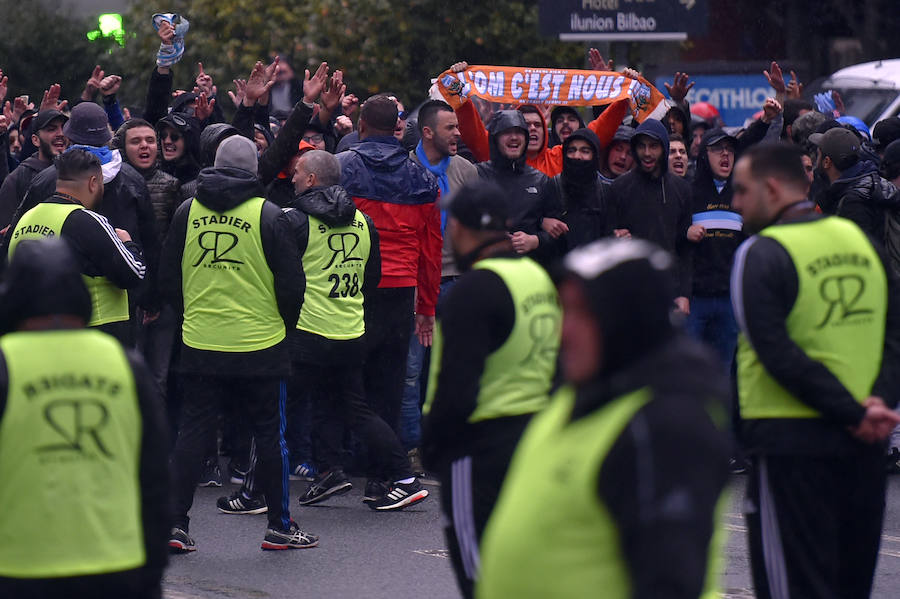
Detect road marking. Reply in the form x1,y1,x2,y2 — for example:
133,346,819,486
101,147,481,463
413,549,450,558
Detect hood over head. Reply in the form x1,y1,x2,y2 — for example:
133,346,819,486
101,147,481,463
195,166,265,212
156,112,202,177
562,127,602,191
197,123,239,168
294,184,357,227
0,237,91,333
486,109,529,172
693,127,737,187
630,118,670,176
548,106,586,148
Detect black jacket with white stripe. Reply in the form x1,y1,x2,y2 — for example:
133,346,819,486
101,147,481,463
20,195,147,289
731,206,900,455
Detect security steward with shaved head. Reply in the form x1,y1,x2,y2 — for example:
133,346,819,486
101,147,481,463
0,238,168,599
730,143,900,598
6,148,147,346
422,181,561,598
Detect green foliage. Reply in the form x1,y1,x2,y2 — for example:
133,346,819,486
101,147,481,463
0,0,116,104
107,0,586,114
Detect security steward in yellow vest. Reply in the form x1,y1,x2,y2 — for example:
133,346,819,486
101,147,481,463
730,143,900,599
0,238,168,599
276,150,428,511
477,238,731,599
159,136,318,552
5,149,147,346
421,181,561,598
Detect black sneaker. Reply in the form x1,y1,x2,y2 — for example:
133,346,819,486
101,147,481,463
229,465,247,485
168,527,197,553
367,479,429,511
217,491,267,514
362,479,389,503
298,468,353,506
198,461,222,487
260,520,319,550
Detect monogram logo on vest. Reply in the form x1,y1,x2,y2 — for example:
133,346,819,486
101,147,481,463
193,230,244,269
37,399,113,461
324,232,363,269
817,274,873,329
522,313,561,365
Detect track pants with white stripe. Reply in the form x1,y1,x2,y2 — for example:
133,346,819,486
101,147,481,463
438,434,525,599
171,375,292,533
746,451,886,599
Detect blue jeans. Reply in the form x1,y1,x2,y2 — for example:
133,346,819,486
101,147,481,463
686,294,739,372
399,277,459,451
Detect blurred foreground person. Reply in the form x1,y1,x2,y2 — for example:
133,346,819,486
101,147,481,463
731,143,900,598
477,238,731,598
0,238,168,599
422,181,561,598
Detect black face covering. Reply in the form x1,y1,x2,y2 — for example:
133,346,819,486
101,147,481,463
562,154,598,198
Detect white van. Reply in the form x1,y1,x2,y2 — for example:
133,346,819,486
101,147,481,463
821,59,900,127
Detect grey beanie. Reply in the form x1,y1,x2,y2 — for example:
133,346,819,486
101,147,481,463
214,135,257,174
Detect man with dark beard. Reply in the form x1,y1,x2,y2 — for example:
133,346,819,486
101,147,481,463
0,110,68,229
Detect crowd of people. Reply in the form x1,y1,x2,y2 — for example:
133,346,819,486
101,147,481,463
1,11,900,599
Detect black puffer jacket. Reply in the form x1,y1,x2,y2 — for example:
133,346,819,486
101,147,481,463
475,110,554,253
823,160,900,239
0,155,52,229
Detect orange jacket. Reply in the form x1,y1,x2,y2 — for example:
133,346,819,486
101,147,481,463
456,98,631,177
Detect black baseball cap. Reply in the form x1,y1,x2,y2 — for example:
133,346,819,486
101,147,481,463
702,128,737,147
808,127,860,164
31,109,68,133
874,117,900,152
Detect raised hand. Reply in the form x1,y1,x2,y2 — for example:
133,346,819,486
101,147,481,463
450,61,468,73
13,96,34,122
195,62,216,97
228,79,247,108
664,72,695,103
100,75,122,97
786,70,804,100
195,92,216,122
761,97,783,123
341,93,359,117
622,67,643,81
82,65,104,100
588,48,613,72
157,20,175,45
320,70,346,114
763,61,787,95
335,115,354,135
41,84,67,112
302,62,329,104
244,61,277,106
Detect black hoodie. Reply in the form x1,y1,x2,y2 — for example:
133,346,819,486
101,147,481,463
159,167,303,376
548,106,586,148
282,184,381,365
475,111,555,260
549,128,613,253
609,119,693,297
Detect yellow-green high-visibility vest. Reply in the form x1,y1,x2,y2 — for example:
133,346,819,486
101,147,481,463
8,202,129,326
478,386,726,599
181,198,285,352
424,256,561,423
737,217,887,419
0,329,145,578
296,209,372,340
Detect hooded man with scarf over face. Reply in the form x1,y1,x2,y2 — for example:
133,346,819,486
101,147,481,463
609,119,693,313
547,127,613,255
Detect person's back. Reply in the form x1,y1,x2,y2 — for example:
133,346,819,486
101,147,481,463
0,238,168,598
